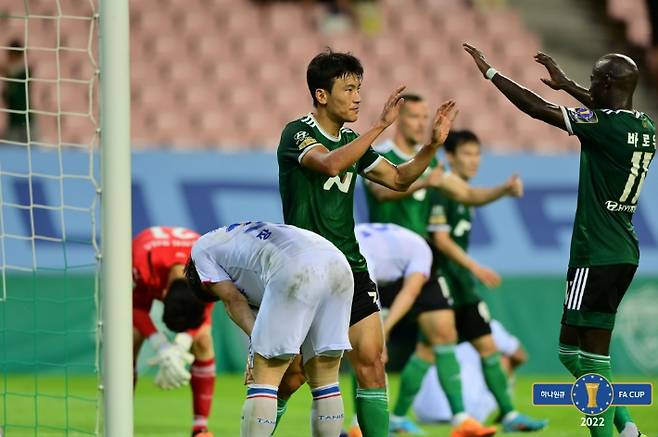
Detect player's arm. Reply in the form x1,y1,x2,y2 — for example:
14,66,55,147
301,86,406,177
382,272,427,339
463,43,566,130
534,52,593,107
439,173,523,206
132,285,159,338
365,100,458,191
366,165,446,201
206,281,256,336
432,230,501,288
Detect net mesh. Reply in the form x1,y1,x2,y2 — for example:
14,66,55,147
0,0,100,435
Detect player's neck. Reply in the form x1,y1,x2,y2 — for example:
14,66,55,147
393,134,417,157
312,110,343,137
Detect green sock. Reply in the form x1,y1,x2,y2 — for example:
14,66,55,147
579,351,614,437
560,344,632,433
481,352,515,416
433,344,465,415
558,343,581,377
392,354,431,417
271,397,288,435
614,406,633,433
356,387,390,437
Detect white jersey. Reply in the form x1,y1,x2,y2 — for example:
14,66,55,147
192,221,340,308
413,320,521,423
355,223,433,284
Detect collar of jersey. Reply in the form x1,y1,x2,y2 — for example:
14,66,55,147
307,113,341,142
391,142,419,161
602,108,643,118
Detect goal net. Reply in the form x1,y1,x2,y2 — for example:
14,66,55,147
0,0,101,435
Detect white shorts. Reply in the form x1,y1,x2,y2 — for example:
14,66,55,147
251,248,354,363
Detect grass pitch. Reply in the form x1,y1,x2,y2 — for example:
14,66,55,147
2,373,657,436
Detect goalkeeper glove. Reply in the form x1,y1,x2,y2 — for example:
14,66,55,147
147,332,194,390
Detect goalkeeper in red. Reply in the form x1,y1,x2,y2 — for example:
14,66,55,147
276,49,457,437
132,226,216,437
464,44,654,437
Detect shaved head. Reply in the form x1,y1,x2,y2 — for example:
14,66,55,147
590,53,639,109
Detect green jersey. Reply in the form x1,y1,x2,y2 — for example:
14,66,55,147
364,140,438,238
561,107,656,267
277,113,382,272
427,189,478,306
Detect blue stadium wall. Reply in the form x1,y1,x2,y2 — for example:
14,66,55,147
1,148,657,375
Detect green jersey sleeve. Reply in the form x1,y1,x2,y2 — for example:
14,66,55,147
427,190,452,233
357,146,384,175
560,107,609,146
278,122,323,164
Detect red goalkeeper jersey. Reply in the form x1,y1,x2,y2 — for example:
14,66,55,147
132,226,211,337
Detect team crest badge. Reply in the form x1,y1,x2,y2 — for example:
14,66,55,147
571,107,598,124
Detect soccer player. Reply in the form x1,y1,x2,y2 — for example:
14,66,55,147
464,43,655,437
355,222,497,436
425,130,546,433
413,320,527,424
132,226,216,437
185,221,354,437
276,49,457,437
363,95,531,436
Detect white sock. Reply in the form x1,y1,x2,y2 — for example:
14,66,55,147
452,412,470,426
241,384,278,437
310,383,345,437
620,422,639,437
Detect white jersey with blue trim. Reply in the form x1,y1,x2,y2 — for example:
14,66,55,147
191,221,339,306
354,223,433,285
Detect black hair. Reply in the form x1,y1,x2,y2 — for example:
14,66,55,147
8,39,23,49
306,48,363,107
399,93,423,103
162,278,206,332
444,130,480,154
184,258,219,304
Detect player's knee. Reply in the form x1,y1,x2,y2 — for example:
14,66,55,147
304,356,341,389
192,328,214,358
426,324,457,345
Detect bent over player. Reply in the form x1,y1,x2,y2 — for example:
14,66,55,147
132,226,215,437
277,49,457,437
185,221,354,437
464,43,654,437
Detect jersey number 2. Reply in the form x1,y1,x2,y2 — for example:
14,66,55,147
324,172,353,193
619,151,653,204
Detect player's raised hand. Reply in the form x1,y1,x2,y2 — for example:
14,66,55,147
377,85,406,128
429,99,458,147
463,43,492,78
505,174,524,197
534,52,570,90
473,264,501,289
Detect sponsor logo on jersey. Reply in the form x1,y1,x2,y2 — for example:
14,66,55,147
604,200,636,213
571,107,598,124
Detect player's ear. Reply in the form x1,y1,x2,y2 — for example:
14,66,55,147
315,88,329,106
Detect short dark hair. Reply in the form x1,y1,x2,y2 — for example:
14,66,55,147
184,258,219,304
307,48,363,107
162,278,206,332
444,130,480,154
399,93,424,103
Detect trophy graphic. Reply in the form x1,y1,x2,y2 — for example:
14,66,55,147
585,383,600,409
